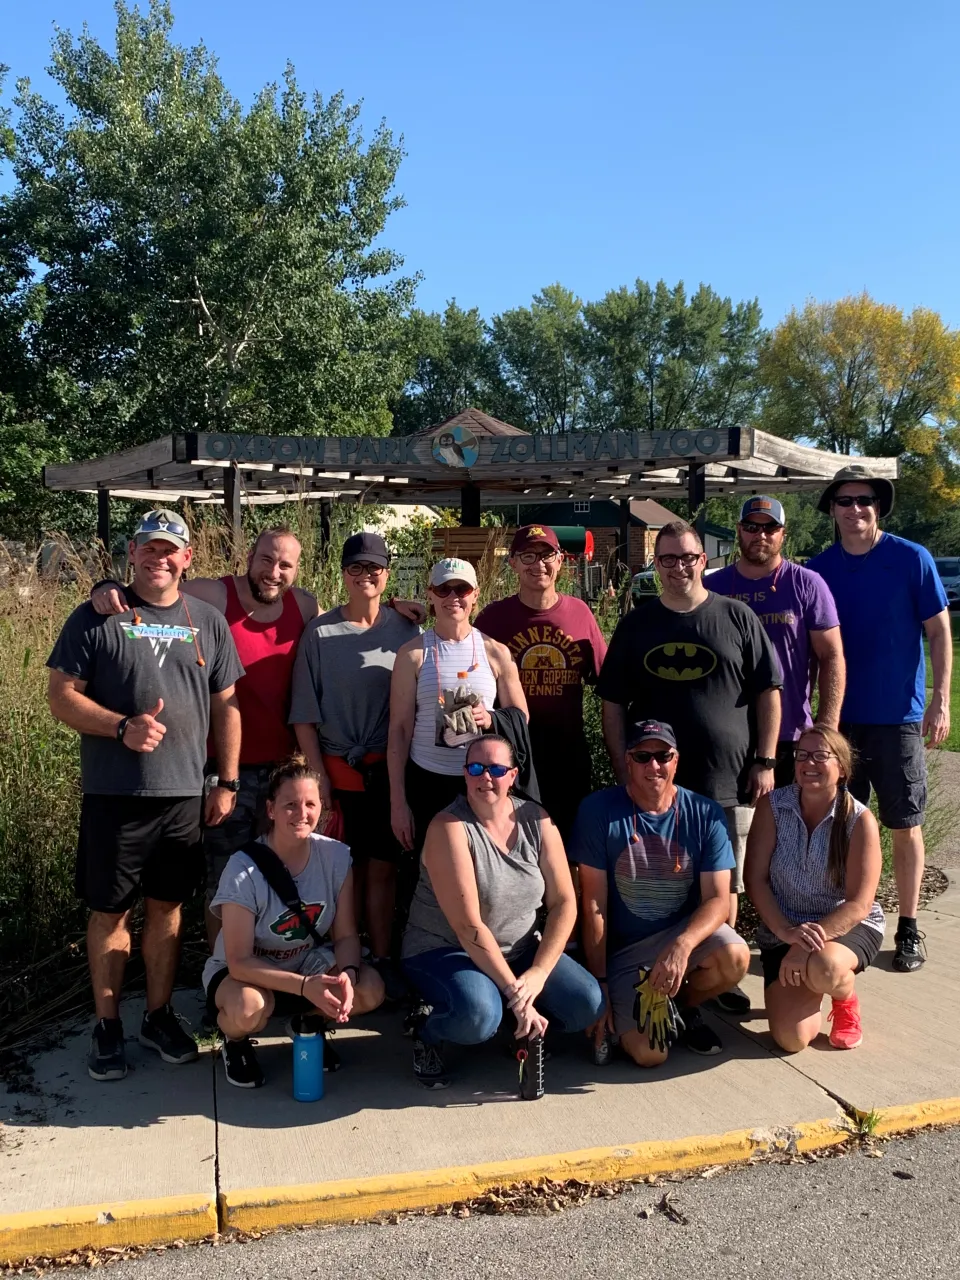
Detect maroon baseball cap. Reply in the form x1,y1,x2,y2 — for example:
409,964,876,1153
510,524,561,555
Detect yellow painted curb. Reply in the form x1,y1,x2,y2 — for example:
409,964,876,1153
0,1194,217,1266
867,1096,960,1136
222,1117,849,1233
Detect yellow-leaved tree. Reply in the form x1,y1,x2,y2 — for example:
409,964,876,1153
760,294,960,516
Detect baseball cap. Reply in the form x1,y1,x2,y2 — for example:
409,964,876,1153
739,496,785,526
341,531,389,570
133,509,190,549
510,524,561,555
429,557,478,589
626,719,678,751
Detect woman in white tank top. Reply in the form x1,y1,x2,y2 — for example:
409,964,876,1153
387,557,529,856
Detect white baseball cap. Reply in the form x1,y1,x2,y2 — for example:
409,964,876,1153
429,557,478,589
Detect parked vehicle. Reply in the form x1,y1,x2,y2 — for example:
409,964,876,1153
934,558,960,609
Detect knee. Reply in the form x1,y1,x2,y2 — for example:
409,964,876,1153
620,1030,669,1069
451,991,503,1045
769,1023,815,1055
223,986,272,1034
805,949,852,993
713,944,750,987
352,966,385,1014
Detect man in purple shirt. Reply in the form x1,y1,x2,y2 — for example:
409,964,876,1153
710,496,846,787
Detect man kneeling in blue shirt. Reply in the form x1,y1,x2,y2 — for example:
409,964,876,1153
573,720,750,1065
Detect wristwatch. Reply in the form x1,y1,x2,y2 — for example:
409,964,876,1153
116,717,129,742
215,777,241,792
753,756,777,770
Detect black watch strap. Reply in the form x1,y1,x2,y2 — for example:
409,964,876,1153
216,777,241,792
116,717,129,742
754,756,777,770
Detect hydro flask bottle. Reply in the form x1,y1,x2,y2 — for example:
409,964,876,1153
292,1016,324,1102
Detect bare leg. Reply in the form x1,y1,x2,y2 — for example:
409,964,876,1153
683,944,750,1007
350,963,386,1016
87,910,133,1021
764,943,859,1052
141,898,183,1014
205,904,221,952
892,826,924,918
216,978,274,1040
619,1029,669,1068
365,860,397,959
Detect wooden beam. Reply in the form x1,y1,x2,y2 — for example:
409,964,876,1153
222,463,243,562
44,437,176,490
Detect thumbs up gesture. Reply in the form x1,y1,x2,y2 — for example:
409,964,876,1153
122,698,167,752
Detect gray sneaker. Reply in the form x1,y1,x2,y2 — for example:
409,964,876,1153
88,1018,127,1081
139,1004,199,1064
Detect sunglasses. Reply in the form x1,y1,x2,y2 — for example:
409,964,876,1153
654,553,702,569
515,549,560,565
466,762,512,778
794,749,838,763
345,561,386,576
628,749,676,765
833,495,877,509
431,581,475,597
740,520,783,535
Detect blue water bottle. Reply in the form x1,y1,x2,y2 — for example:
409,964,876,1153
292,1017,324,1103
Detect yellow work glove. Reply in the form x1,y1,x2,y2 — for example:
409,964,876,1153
632,967,683,1054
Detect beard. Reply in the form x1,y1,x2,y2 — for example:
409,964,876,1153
247,571,285,604
739,539,779,566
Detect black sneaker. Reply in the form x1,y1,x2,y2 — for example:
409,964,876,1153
678,1005,723,1056
412,1032,450,1090
371,956,408,1004
88,1018,127,1081
139,1004,200,1064
221,1037,265,1089
712,985,751,1014
324,1033,342,1073
289,1016,342,1072
403,1002,433,1037
893,927,927,973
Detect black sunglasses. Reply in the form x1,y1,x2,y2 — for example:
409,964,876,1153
628,749,676,765
431,581,475,597
466,762,512,778
740,519,783,535
833,495,878,508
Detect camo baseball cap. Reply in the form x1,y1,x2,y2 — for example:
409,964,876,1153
132,509,190,549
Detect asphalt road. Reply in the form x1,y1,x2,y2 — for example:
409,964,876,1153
97,1127,960,1280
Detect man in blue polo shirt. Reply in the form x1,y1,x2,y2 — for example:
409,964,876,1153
572,719,749,1065
808,465,952,973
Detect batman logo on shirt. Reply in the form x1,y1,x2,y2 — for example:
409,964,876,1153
643,642,718,682
270,902,326,942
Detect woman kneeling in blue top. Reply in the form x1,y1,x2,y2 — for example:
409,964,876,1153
745,725,884,1053
401,735,604,1090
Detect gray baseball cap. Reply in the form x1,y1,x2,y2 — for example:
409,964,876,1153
133,509,190,549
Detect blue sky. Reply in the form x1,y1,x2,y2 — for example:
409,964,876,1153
4,0,958,328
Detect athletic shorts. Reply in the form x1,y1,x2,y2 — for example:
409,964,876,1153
204,951,335,1022
203,763,273,898
77,794,203,914
336,762,403,865
841,722,927,829
759,921,883,987
723,806,755,894
608,922,746,1036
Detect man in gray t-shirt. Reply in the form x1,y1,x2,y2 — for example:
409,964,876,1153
290,532,419,993
47,508,244,1084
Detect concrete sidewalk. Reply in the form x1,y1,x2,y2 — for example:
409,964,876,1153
3,889,960,1261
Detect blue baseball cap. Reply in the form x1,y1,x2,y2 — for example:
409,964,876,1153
739,495,785,525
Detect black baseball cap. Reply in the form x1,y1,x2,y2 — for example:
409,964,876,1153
626,719,678,751
341,531,390,569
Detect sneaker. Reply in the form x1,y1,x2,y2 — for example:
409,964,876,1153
371,956,408,1004
893,927,926,973
712,985,751,1015
403,1002,433,1037
88,1018,127,1081
221,1037,265,1088
412,1031,450,1090
677,1005,722,1056
828,994,863,1050
592,1032,613,1067
324,1033,342,1073
139,1004,200,1064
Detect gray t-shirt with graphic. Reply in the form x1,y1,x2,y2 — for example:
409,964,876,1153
288,605,420,761
202,832,352,990
46,590,244,797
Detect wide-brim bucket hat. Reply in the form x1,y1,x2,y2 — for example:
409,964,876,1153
817,464,895,518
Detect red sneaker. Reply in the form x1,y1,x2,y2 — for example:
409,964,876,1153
828,993,863,1049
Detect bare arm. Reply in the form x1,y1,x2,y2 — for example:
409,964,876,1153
646,869,732,998
387,642,421,849
601,700,628,785
90,575,227,616
48,669,165,752
923,608,953,747
577,863,609,980
526,817,578,979
809,627,845,729
209,687,241,780
755,686,781,757
292,723,334,808
292,587,320,624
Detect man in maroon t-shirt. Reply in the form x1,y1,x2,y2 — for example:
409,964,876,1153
476,524,607,842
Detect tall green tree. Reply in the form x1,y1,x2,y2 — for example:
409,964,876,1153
582,279,763,435
391,301,500,434
4,0,415,465
488,284,588,432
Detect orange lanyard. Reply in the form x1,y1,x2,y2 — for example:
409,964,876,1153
631,790,683,873
432,628,479,704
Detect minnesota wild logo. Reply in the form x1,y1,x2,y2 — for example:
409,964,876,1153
270,902,326,942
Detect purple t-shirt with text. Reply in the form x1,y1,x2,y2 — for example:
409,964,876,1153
708,560,839,740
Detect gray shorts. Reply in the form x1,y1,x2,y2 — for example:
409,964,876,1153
203,763,273,898
723,805,755,894
841,722,927,830
608,921,746,1036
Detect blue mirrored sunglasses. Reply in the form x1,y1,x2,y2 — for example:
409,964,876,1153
139,515,187,537
465,762,512,778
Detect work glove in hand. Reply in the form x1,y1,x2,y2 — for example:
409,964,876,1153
632,967,683,1054
440,685,482,746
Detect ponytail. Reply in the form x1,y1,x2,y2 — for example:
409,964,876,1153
827,784,853,889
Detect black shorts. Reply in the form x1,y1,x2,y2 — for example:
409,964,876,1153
204,965,317,1024
203,762,273,898
841,722,927,829
760,921,883,987
77,794,203,913
335,761,403,866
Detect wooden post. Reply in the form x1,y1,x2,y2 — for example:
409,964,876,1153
223,462,243,566
461,482,481,527
319,499,332,559
617,497,631,615
687,462,705,516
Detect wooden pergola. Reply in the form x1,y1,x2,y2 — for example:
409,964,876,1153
43,407,899,551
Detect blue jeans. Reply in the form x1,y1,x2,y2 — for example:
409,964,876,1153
402,944,605,1046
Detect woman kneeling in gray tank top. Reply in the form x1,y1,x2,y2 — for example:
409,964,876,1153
401,735,605,1089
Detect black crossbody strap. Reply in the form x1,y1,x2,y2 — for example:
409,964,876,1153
239,840,328,950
